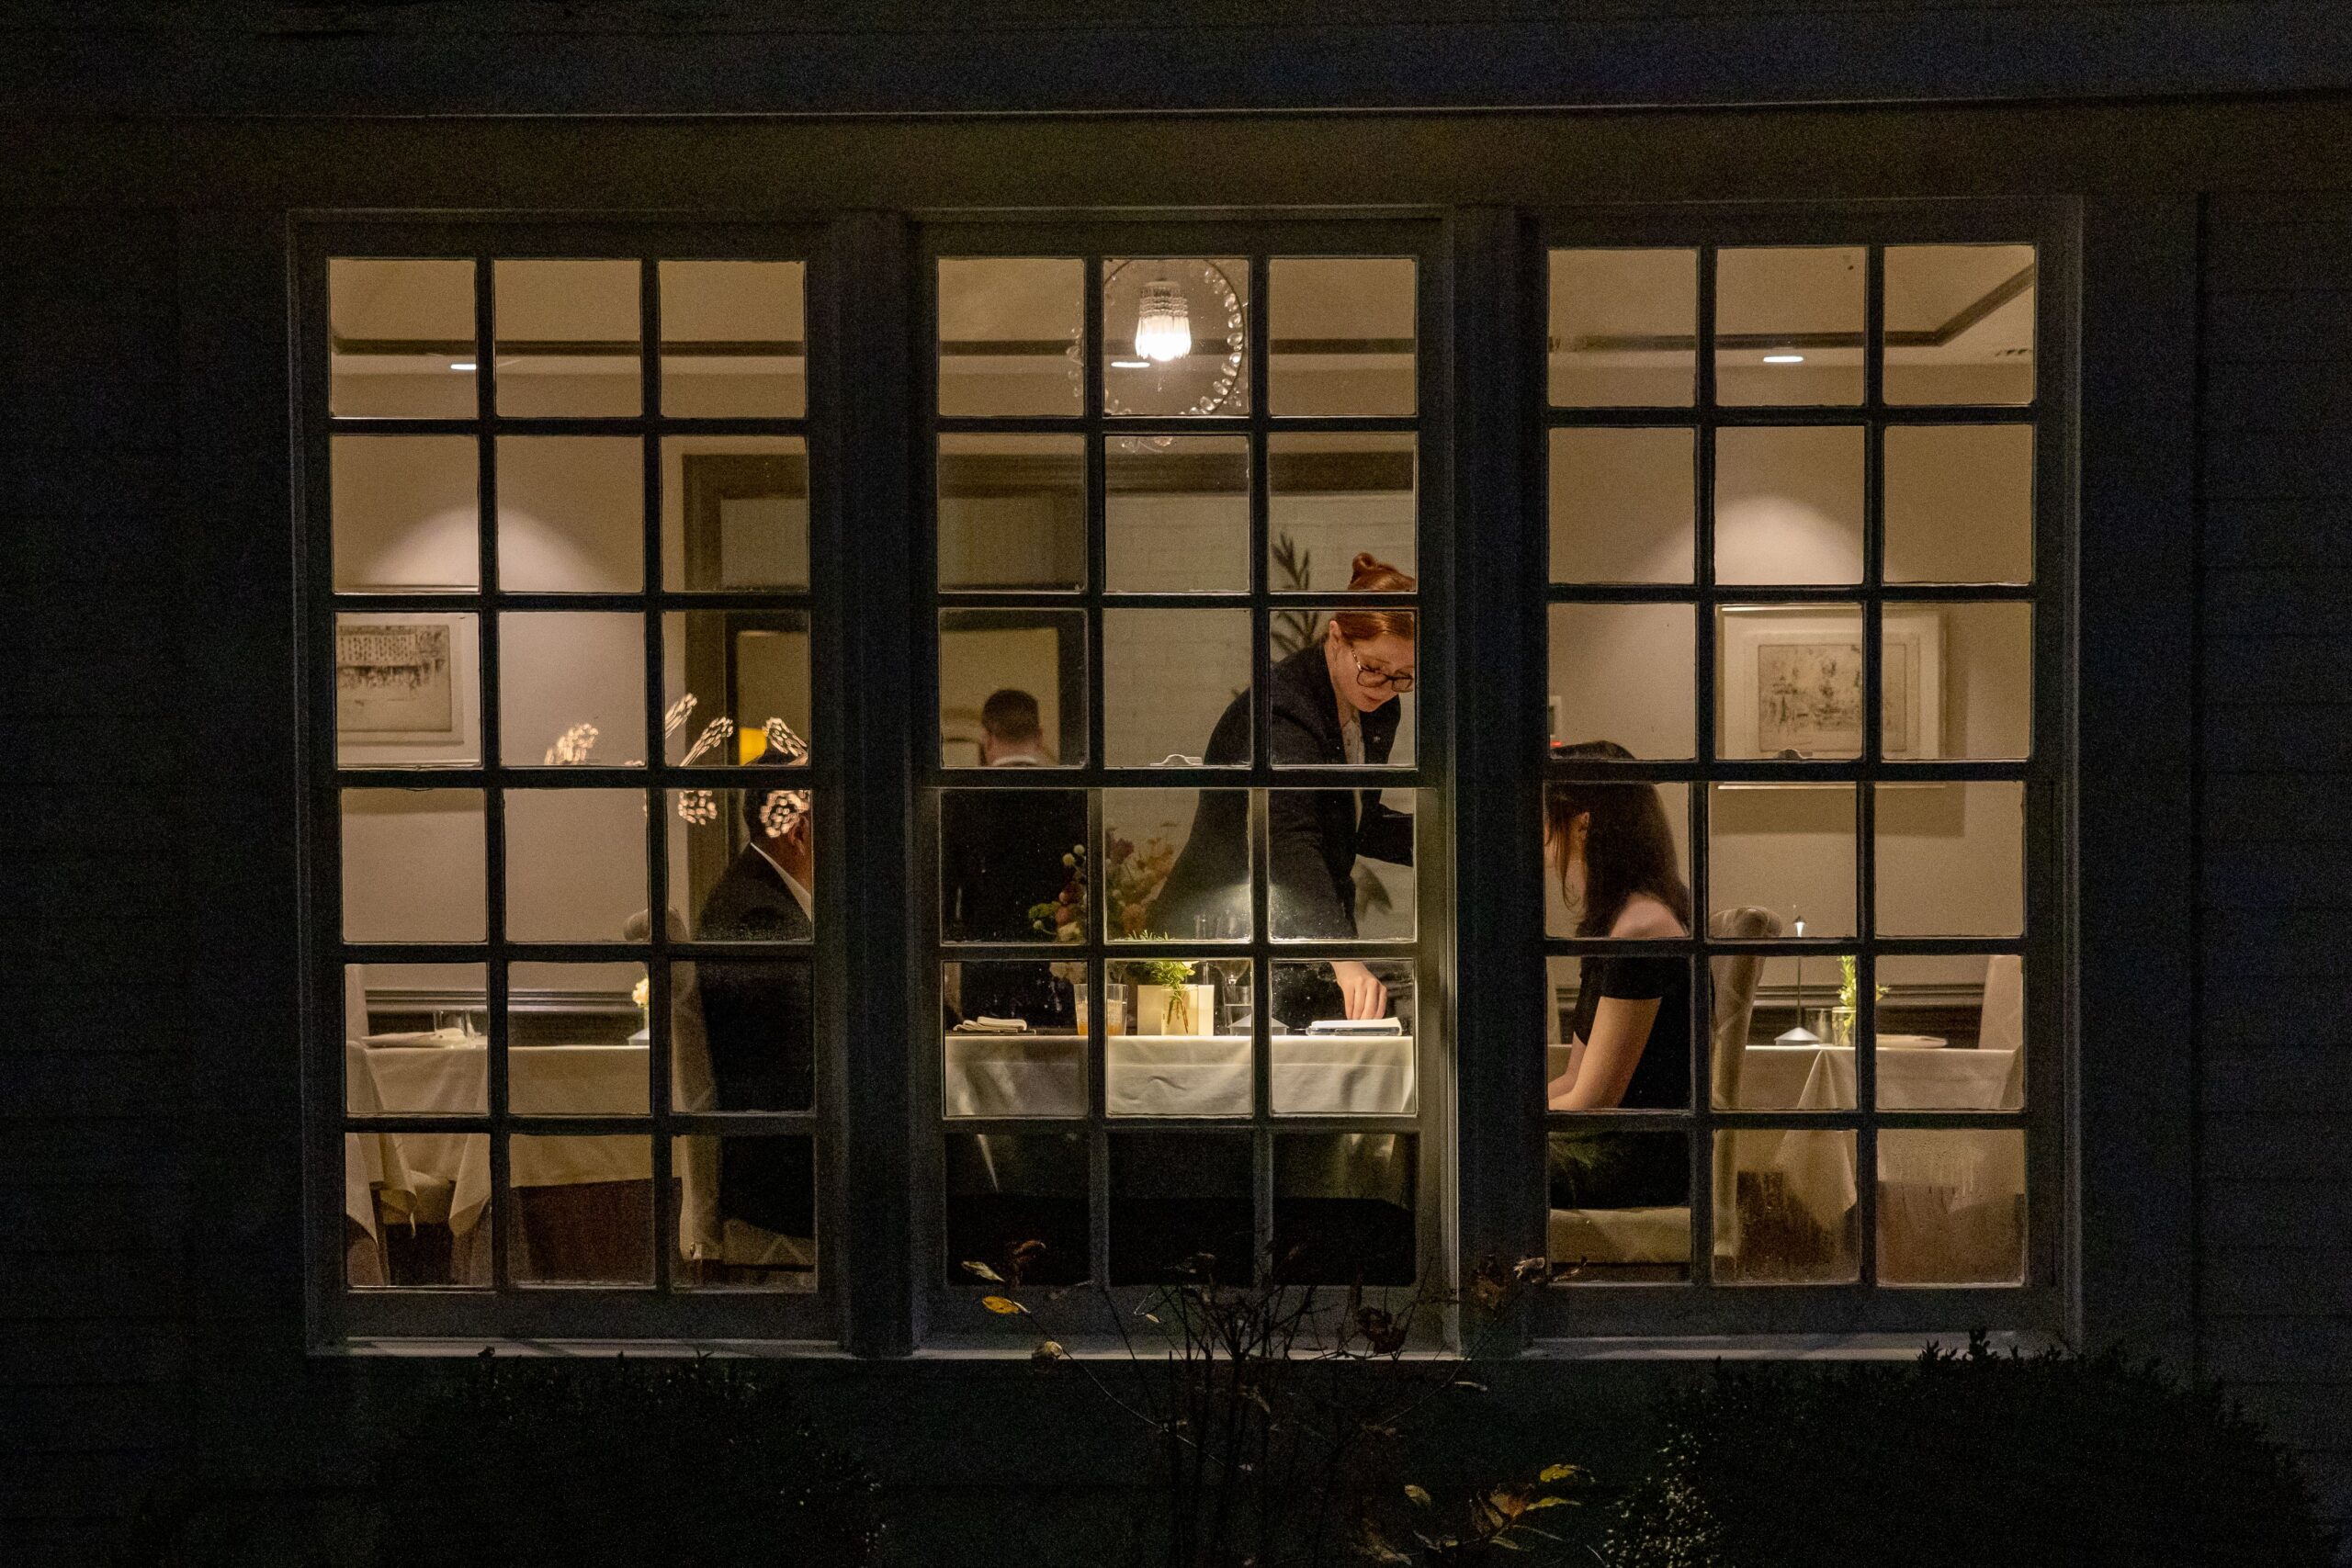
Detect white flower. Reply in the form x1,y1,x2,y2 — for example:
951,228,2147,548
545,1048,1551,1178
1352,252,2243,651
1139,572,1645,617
543,721,599,765
662,693,698,738
675,790,719,827
678,716,736,767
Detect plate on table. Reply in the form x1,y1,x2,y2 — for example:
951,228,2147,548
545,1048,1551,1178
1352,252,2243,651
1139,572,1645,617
1876,1033,1947,1050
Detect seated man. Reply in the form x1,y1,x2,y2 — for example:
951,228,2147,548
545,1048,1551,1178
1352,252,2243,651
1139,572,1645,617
939,687,1085,1025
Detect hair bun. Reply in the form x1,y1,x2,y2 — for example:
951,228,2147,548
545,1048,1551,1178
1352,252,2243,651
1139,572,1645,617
1347,552,1411,592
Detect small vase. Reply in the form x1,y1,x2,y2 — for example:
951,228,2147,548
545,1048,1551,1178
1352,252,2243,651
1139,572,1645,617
1139,984,1214,1036
1829,1006,1856,1048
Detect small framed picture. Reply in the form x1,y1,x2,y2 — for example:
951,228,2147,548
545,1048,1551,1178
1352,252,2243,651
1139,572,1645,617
1720,605,1943,761
335,611,479,766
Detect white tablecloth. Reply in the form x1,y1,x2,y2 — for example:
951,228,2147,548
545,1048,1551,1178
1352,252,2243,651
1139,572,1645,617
944,1032,1416,1119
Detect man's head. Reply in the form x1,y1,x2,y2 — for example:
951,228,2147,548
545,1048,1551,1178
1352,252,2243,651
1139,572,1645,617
979,687,1048,766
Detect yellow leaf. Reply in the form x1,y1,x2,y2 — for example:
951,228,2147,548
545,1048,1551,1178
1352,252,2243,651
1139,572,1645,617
980,1295,1026,1315
1403,1483,1431,1508
1536,1463,1581,1483
1525,1495,1569,1511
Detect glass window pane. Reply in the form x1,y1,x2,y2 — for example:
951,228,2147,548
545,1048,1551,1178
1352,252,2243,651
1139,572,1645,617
1270,790,1417,942
1874,954,2026,1109
506,1134,651,1285
1912,601,2030,761
1109,1133,1253,1285
1104,609,1250,769
1268,256,1414,416
1885,243,2036,406
662,787,816,944
1544,951,1691,1113
503,789,648,943
674,958,814,1112
1716,604,1865,760
1547,1132,1690,1283
938,787,1090,942
945,1132,1088,1287
345,962,489,1115
1718,952,1859,1109
1106,787,1249,942
1715,246,1864,406
331,435,478,592
507,961,649,1115
329,258,476,419
937,257,1082,417
1105,434,1248,592
1714,425,1865,586
1274,1134,1417,1284
662,610,809,766
496,436,643,593
1714,1127,1859,1283
1548,248,1697,408
1549,604,1694,760
341,788,485,943
1885,424,2033,583
662,435,808,592
500,612,646,768
939,434,1086,592
336,613,480,767
1268,433,1418,588
345,1131,490,1289
674,1134,817,1289
1549,426,1692,584
1271,602,1418,769
1268,961,1417,1114
944,961,1085,1118
659,259,805,418
1709,783,1856,940
1102,257,1250,418
1541,779,1690,939
1878,1129,2025,1284
1109,956,1252,1117
1876,780,2025,938
493,259,640,418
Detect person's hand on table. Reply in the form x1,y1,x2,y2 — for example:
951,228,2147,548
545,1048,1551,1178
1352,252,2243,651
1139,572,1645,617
1329,960,1388,1021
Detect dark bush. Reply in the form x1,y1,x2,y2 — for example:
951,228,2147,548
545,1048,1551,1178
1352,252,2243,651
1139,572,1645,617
1601,1334,2335,1568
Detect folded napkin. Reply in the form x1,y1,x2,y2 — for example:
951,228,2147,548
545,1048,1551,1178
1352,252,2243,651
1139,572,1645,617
953,1016,1031,1033
1305,1018,1406,1036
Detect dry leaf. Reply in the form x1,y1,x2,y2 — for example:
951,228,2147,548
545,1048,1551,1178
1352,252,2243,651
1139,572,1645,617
980,1295,1026,1315
960,1260,1004,1283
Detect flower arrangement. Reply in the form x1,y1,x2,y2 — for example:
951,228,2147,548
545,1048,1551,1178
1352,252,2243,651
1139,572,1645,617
1140,956,1200,1032
1103,828,1180,939
544,721,599,766
1029,842,1088,942
631,976,650,1031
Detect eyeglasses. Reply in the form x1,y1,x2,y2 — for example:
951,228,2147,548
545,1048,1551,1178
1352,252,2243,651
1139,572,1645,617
1344,647,1415,694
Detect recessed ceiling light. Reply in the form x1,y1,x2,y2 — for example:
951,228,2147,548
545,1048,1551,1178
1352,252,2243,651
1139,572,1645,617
448,360,477,372
1111,358,1150,369
1762,353,1805,365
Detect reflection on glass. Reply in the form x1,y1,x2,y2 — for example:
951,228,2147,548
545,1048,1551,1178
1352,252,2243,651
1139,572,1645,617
335,612,480,768
493,258,641,418
943,961,1085,1119
1714,425,1865,586
659,259,806,418
332,435,479,592
1709,783,1857,940
1110,1133,1254,1285
1885,244,2035,406
1547,248,1697,408
1102,257,1250,418
341,788,486,943
1715,604,1865,759
1548,426,1692,584
506,1134,652,1285
1546,1132,1690,1282
938,786,1089,942
662,788,816,945
945,1132,1088,1287
1103,609,1250,769
1715,247,1864,407
1265,789,1417,942
497,436,643,593
508,961,648,1114
940,609,1086,767
1548,604,1695,759
1268,432,1418,588
662,610,810,766
345,1132,489,1289
1719,952,1857,1109
344,962,489,1115
674,1134,817,1289
1105,435,1248,592
1274,1134,1417,1284
500,611,646,768
1268,256,1415,416
1104,788,1246,942
1885,424,2033,584
672,957,814,1113
1875,954,2026,1108
937,257,1083,417
1876,781,2025,937
503,789,647,943
1714,1126,1859,1283
1878,1129,2025,1284
329,257,477,419
1109,957,1251,1117
662,435,808,592
938,433,1086,592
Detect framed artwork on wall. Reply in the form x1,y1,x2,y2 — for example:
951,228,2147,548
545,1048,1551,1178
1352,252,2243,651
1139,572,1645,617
334,610,480,765
1719,605,1943,760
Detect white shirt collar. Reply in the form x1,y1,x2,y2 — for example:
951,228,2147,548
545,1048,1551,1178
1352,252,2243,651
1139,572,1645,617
751,840,815,924
988,748,1053,767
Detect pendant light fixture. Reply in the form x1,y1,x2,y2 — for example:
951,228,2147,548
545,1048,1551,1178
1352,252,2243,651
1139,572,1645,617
1134,277,1193,364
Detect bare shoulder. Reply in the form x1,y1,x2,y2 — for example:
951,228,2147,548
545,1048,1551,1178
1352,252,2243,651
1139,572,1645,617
1609,895,1687,942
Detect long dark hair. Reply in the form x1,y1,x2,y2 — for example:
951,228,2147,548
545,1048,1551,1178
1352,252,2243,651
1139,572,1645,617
1545,740,1692,939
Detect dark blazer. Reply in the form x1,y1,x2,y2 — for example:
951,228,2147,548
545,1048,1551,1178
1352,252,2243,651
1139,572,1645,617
1153,643,1414,942
939,782,1089,943
693,844,815,1237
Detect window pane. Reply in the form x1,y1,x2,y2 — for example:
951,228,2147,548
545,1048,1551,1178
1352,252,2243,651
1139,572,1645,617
1104,608,1250,768
345,963,489,1115
1709,783,1856,939
336,613,480,767
1715,246,1864,406
503,789,648,943
945,1132,1088,1287
1268,962,1418,1114
345,1132,489,1288
943,961,1085,1118
493,259,640,418
1268,256,1414,416
1884,424,2033,583
1271,605,1418,768
496,436,643,593
1909,601,2030,761
938,786,1090,942
1548,426,1692,584
500,612,646,768
329,257,476,419
674,1134,817,1289
1718,954,1859,1109
659,259,805,418
1105,435,1248,592
1885,243,2035,406
332,434,478,592
1271,791,1417,942
1103,257,1250,418
1714,1126,1859,1283
1878,1130,2025,1284
662,435,808,592
1547,1132,1690,1283
1716,604,1865,759
940,609,1087,769
1109,1133,1253,1285
507,1134,651,1285
1874,954,2026,1109
1274,1134,1417,1284
1714,425,1865,586
508,961,648,1115
1549,604,1694,759
1541,780,1690,938
342,961,485,1047
341,788,485,943
662,787,816,943
1106,787,1249,942
937,257,1082,417
1876,780,2025,938
939,433,1086,592
1109,956,1252,1117
1548,248,1696,408
674,959,814,1112
1268,432,1419,588
662,610,810,766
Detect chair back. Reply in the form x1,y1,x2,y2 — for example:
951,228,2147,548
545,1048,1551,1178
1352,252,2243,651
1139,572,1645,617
1706,905,1782,1262
1978,953,2025,1054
